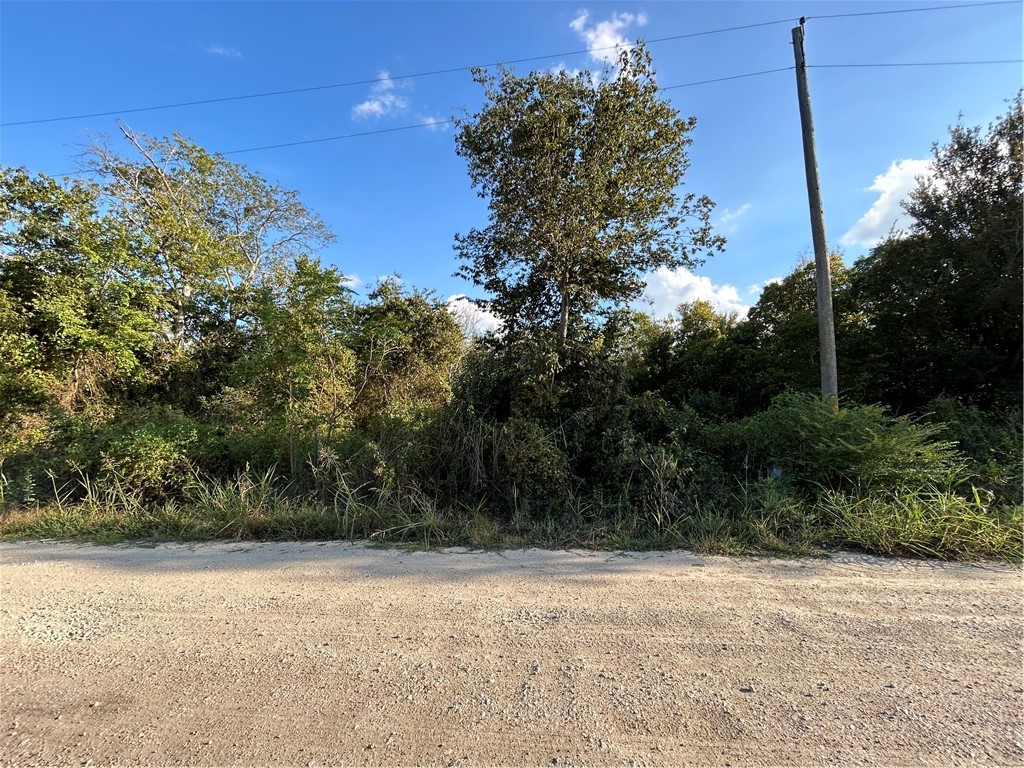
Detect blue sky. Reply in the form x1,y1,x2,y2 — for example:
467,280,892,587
2,1,1021,327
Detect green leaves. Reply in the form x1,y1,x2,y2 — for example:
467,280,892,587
454,45,723,342
847,95,1023,410
350,280,465,424
0,168,161,410
87,128,335,348
724,392,962,491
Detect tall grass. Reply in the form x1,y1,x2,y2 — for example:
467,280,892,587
823,484,1022,563
1,472,187,543
2,470,1020,564
0,468,507,549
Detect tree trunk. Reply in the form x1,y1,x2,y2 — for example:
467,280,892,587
558,286,570,340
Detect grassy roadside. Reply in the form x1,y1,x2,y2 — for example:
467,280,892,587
2,471,1020,564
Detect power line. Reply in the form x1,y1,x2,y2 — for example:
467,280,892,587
806,0,1018,21
223,121,453,155
224,68,799,154
37,120,460,171
211,58,1024,155
3,1,1016,128
660,67,793,91
0,18,797,128
35,66,797,168
810,59,1023,68
0,74,458,128
29,55,1020,167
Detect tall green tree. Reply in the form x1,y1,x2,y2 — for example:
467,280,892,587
87,126,335,349
454,45,723,342
0,169,160,413
849,94,1023,409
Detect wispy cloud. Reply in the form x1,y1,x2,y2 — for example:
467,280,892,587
841,159,932,248
352,71,410,120
447,295,502,336
639,266,750,319
207,44,243,60
416,114,450,132
569,10,648,65
717,203,752,234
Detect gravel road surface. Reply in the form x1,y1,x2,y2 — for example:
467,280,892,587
1,541,1021,766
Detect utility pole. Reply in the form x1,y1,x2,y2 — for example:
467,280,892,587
792,20,839,403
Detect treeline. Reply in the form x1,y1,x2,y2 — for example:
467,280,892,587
0,65,1020,560
0,131,465,495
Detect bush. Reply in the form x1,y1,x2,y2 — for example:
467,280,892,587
493,417,571,518
98,408,207,497
720,393,962,490
565,392,695,486
923,397,1022,504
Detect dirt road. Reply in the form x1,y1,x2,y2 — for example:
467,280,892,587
1,541,1021,766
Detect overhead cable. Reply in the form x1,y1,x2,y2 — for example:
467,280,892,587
806,0,1018,21
809,59,1023,68
0,18,797,127
30,54,1022,169
3,1,1017,128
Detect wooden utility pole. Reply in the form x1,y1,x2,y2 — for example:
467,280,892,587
792,20,839,402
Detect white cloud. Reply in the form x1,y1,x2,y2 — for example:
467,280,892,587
569,10,648,65
341,274,361,290
719,204,751,225
640,267,750,319
840,159,932,247
416,114,450,132
207,44,243,59
717,203,751,233
352,71,410,120
447,295,502,336
746,277,782,297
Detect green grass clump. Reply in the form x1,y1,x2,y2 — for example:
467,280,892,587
0,469,507,549
822,484,1022,563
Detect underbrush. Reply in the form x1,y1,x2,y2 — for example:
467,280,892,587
2,391,1019,564
822,484,1022,562
2,470,1019,564
0,469,498,549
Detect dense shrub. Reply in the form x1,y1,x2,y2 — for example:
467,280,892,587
718,393,962,490
923,397,1022,504
97,408,206,496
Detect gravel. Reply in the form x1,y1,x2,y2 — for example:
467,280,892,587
1,541,1021,766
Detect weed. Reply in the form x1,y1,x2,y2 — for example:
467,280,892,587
823,484,1022,563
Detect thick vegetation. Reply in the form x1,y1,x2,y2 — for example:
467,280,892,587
1,61,1020,562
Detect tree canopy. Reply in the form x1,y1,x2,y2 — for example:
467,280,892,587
849,94,1022,410
454,45,724,342
87,126,335,349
